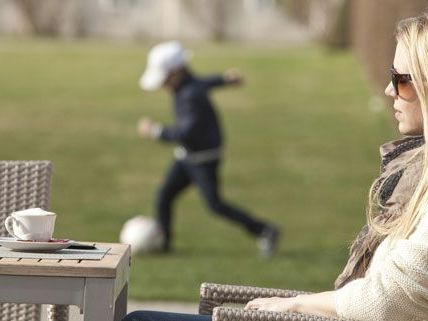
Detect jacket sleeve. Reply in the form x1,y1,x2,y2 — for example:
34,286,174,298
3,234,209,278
334,230,428,321
158,92,201,144
200,75,227,90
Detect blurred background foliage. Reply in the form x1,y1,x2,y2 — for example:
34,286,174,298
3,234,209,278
3,0,428,91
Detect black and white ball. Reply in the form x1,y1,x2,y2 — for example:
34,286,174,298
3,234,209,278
119,216,164,254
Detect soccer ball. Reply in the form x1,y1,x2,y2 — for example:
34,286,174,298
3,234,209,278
119,215,164,254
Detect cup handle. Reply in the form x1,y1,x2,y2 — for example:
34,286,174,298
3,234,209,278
4,216,18,239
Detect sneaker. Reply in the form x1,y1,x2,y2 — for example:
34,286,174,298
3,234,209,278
257,225,280,257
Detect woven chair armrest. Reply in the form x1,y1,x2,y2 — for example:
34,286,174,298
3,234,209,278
199,283,311,315
213,307,346,321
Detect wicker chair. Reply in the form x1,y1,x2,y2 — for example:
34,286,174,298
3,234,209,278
0,161,68,321
199,283,349,321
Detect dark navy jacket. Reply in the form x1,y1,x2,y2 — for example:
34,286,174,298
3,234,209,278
159,73,227,152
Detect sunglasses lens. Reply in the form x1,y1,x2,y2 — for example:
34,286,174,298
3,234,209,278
391,73,416,100
397,80,415,99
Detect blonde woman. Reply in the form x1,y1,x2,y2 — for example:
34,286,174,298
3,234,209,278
123,14,428,321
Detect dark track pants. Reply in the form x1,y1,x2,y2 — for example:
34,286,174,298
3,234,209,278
156,159,266,249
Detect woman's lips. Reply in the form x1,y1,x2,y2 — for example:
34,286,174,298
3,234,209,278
395,111,402,120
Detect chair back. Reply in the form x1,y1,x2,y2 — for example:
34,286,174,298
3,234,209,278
0,161,52,321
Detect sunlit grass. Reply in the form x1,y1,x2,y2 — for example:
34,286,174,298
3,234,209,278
0,38,395,301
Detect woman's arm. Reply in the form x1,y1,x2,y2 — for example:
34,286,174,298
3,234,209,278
244,291,337,318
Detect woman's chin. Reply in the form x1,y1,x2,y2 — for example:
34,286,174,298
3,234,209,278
398,126,423,136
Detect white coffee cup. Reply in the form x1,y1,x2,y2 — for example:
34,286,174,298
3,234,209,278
4,208,57,241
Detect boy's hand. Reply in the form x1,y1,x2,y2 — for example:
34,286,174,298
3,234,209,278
224,69,243,85
137,117,154,138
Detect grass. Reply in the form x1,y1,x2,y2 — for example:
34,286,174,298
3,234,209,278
0,37,396,301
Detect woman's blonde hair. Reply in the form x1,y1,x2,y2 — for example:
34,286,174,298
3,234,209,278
368,13,428,239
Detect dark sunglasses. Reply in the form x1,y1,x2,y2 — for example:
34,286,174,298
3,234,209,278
390,65,413,99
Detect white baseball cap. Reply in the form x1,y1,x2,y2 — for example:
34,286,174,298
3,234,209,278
139,41,191,91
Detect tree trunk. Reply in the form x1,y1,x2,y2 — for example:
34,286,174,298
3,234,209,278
350,0,428,92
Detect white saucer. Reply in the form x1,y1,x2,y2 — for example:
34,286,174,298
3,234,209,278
0,237,73,252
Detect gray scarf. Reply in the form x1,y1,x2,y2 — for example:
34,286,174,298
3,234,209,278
334,136,424,289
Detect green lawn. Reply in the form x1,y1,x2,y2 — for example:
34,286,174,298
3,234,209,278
0,38,395,301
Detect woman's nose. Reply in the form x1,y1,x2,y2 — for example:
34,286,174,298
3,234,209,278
385,82,397,98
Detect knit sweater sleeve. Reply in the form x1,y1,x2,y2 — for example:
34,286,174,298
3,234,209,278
334,217,428,321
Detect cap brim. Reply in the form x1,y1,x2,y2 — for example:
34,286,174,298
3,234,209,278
139,68,167,91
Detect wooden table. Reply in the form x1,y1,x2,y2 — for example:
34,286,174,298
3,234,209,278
0,242,131,321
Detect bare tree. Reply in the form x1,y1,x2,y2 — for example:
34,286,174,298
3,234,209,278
350,0,428,92
284,0,428,90
182,0,231,41
277,0,350,48
14,0,72,36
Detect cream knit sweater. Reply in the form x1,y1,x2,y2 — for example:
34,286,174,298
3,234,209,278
335,211,428,321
